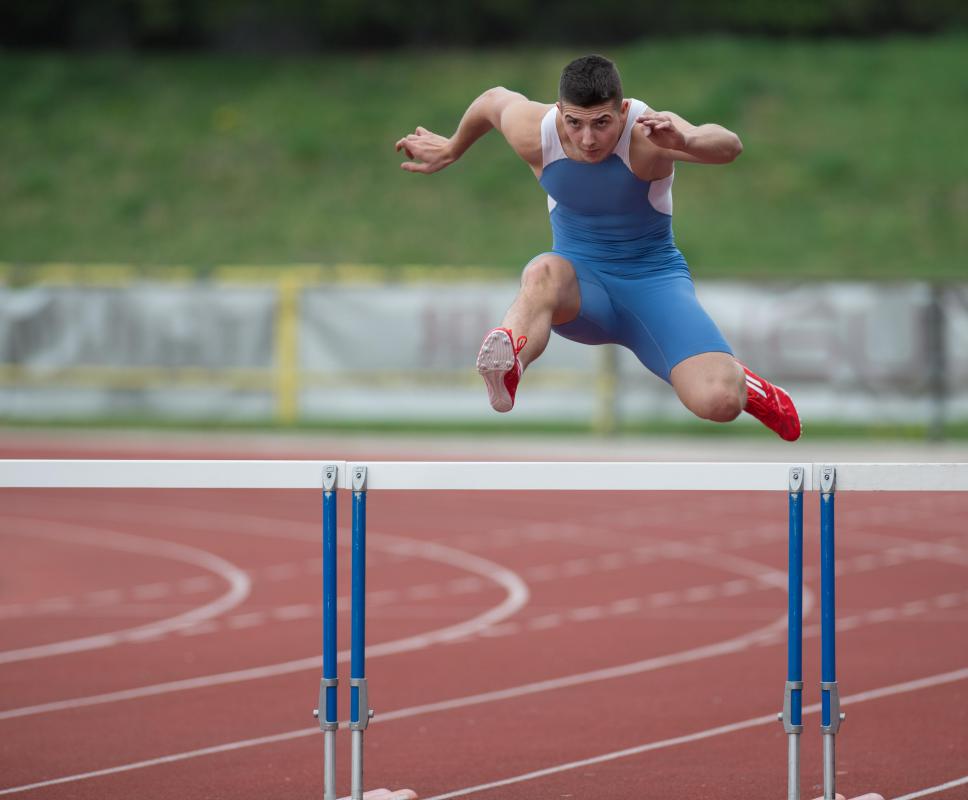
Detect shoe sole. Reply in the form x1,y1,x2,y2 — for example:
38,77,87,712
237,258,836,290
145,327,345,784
477,330,516,413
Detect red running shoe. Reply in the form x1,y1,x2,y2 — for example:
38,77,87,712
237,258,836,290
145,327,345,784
742,364,801,441
477,328,527,412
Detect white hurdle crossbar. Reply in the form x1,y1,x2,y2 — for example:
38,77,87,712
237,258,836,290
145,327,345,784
5,460,968,492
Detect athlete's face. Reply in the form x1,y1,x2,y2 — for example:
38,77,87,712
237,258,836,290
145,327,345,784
557,99,629,163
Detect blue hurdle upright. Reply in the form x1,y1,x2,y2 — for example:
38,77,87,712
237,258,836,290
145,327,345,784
781,466,884,800
350,465,374,800
819,465,845,800
316,464,416,800
316,465,339,800
780,467,805,800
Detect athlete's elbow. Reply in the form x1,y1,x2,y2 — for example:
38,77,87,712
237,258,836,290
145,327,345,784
724,134,743,162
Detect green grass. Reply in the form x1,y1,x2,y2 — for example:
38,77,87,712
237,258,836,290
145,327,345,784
1,37,966,278
3,416,965,441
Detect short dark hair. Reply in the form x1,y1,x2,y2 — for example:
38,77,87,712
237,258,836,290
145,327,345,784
559,55,623,108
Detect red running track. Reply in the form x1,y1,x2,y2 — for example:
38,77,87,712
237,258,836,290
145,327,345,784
1,440,967,799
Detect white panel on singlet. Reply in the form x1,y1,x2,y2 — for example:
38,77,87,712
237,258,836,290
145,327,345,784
540,105,566,168
649,172,674,215
615,99,646,171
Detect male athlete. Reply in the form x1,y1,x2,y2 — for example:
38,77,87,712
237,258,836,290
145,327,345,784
396,55,800,440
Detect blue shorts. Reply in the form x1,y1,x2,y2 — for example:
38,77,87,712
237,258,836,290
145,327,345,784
545,252,733,383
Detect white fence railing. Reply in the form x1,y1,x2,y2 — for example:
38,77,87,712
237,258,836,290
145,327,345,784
1,267,964,431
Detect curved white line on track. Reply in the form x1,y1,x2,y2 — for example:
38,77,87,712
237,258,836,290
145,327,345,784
2,665,964,796
0,529,528,719
0,544,810,792
0,520,250,664
0,535,790,721
893,775,968,800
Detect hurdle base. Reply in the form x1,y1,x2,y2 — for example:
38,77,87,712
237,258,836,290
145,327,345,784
809,794,884,800
338,789,418,800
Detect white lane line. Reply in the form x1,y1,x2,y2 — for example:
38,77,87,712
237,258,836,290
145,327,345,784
683,586,716,603
527,614,563,631
131,584,172,601
226,613,267,630
178,621,220,637
447,577,485,594
263,564,299,581
420,668,968,800
85,589,124,606
608,598,641,615
0,520,250,665
4,494,874,626
177,576,216,594
407,584,441,600
721,579,751,596
477,623,520,638
272,604,315,621
2,664,964,797
567,606,604,622
0,530,528,722
649,592,677,607
34,597,75,613
893,775,968,800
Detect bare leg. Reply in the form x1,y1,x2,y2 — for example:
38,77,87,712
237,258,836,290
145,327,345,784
670,352,746,422
500,254,581,369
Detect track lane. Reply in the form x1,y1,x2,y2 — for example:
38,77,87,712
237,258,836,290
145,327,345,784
1,472,963,796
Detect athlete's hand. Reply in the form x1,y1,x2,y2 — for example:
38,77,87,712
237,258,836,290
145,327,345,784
395,127,456,174
636,112,688,151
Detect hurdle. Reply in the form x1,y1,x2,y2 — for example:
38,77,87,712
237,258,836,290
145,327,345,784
325,461,968,799
3,459,967,799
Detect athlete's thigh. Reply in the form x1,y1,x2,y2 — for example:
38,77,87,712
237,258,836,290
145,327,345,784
613,269,733,382
547,255,622,345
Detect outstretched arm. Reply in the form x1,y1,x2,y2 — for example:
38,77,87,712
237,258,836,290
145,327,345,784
396,87,541,174
637,110,743,164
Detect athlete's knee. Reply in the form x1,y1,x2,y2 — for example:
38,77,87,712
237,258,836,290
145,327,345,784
680,373,745,422
521,256,575,297
693,385,744,422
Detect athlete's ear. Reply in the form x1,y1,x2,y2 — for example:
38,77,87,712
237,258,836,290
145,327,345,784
620,99,629,115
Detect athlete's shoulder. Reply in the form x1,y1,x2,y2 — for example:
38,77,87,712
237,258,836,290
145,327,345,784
490,90,551,169
494,92,550,133
628,102,680,180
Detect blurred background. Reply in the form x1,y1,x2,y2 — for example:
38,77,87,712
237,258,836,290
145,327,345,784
1,0,967,442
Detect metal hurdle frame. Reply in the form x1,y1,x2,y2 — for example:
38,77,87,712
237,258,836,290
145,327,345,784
315,464,340,800
778,464,846,800
349,466,373,800
819,465,844,800
333,461,812,799
780,466,805,800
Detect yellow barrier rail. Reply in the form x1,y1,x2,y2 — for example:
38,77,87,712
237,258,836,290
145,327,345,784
0,263,619,433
